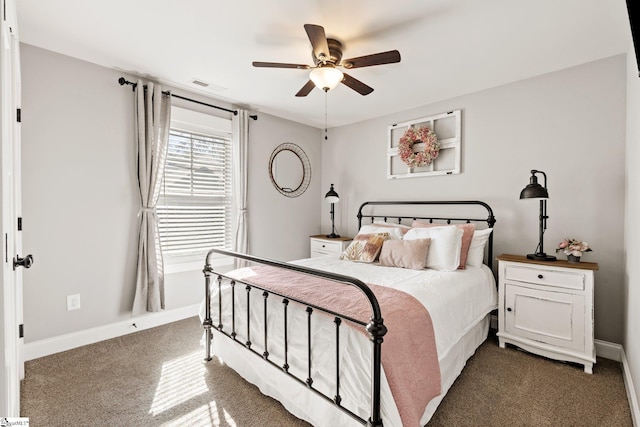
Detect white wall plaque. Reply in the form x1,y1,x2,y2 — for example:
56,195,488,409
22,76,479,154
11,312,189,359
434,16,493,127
387,110,461,179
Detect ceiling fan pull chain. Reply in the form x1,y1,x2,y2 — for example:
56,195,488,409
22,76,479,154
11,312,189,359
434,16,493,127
324,89,329,140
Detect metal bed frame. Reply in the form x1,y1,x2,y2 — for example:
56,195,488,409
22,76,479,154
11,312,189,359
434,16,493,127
202,200,496,427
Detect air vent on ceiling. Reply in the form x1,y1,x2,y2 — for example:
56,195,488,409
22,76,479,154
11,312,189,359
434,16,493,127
190,78,210,87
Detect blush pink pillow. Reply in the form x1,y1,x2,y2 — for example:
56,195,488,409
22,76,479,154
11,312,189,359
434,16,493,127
379,238,431,270
411,221,476,269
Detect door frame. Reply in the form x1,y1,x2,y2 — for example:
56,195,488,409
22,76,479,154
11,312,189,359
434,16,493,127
1,0,22,417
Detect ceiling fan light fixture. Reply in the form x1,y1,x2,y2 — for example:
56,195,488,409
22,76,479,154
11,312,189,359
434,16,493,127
310,66,344,91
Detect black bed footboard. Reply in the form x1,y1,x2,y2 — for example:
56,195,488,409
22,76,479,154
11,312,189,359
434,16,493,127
203,248,387,427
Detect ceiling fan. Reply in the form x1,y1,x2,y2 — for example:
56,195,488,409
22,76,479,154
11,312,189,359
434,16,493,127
252,24,401,97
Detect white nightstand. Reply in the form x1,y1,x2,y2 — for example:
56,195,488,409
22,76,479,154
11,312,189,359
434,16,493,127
496,254,599,373
310,235,352,258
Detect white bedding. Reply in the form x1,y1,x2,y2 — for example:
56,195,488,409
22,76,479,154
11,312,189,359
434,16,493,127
201,255,497,426
292,256,498,362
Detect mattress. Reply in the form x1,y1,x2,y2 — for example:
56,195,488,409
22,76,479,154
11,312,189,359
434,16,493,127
201,255,497,426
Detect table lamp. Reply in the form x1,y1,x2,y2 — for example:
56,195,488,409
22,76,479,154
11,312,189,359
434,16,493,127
325,184,340,238
520,170,556,261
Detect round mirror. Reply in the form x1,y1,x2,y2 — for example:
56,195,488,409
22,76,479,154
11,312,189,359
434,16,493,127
272,150,303,191
269,143,311,198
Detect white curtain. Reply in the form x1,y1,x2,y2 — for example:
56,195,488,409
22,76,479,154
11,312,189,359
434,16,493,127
132,80,171,315
232,110,249,268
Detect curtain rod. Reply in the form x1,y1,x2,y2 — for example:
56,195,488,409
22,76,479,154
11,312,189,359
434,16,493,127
118,77,257,120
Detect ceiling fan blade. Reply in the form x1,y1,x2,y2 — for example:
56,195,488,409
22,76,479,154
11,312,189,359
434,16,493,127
341,50,401,69
252,61,310,69
295,80,316,97
341,73,374,96
304,24,330,62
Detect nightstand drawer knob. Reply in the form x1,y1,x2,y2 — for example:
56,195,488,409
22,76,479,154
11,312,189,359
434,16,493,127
537,274,543,279
507,307,512,312
322,244,326,248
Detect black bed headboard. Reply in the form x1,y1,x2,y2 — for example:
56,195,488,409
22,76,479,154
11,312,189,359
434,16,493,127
356,200,496,268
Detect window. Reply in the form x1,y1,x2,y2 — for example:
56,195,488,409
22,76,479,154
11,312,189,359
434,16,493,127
157,110,233,262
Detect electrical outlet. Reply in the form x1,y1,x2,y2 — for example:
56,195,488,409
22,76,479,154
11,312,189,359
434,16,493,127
67,294,81,311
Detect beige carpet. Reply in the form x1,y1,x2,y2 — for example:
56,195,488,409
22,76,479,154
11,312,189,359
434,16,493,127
428,336,633,426
21,317,632,426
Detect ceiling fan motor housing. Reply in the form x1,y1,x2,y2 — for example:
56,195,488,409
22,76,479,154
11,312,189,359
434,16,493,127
314,38,343,66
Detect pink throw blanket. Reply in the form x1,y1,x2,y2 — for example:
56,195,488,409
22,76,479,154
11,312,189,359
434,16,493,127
234,265,441,427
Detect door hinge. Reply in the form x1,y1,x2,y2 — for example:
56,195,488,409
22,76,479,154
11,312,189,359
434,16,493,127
17,217,22,231
19,324,24,339
16,108,21,123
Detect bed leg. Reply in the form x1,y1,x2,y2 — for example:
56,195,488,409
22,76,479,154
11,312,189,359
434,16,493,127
367,318,387,427
204,325,212,362
203,265,213,362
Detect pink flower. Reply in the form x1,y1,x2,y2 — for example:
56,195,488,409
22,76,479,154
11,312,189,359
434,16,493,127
556,238,592,256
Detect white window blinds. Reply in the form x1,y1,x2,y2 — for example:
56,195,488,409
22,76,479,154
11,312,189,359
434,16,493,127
157,129,232,257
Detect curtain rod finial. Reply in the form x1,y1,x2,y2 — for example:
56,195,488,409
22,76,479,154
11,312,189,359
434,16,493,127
118,77,136,91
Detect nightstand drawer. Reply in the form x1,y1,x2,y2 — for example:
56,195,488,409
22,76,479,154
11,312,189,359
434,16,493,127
310,239,343,254
505,265,585,291
309,236,352,258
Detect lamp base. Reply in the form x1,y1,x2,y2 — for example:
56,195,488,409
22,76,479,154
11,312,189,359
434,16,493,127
326,233,341,238
526,253,557,261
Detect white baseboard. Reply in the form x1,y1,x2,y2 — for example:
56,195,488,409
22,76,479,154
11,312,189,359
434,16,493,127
593,341,639,426
23,303,200,361
595,339,623,361
621,348,640,427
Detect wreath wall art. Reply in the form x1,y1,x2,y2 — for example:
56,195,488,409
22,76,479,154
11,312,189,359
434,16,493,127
387,110,461,179
398,126,440,168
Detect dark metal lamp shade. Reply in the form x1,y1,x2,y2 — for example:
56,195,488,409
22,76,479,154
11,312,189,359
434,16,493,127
325,184,339,204
520,174,549,199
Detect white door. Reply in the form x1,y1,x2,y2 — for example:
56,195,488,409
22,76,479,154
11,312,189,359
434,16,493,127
1,0,28,417
11,10,26,382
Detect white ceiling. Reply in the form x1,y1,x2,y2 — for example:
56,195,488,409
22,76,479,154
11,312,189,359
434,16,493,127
16,0,632,129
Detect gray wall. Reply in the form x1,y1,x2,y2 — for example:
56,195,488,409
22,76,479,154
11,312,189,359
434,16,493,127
20,44,321,342
624,46,640,420
244,114,322,261
20,42,629,351
321,55,627,344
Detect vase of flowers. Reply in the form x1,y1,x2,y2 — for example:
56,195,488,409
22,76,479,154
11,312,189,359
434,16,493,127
556,238,592,263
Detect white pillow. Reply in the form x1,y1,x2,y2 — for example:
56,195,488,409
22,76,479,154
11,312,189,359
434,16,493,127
465,228,493,267
403,226,463,271
359,224,405,240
